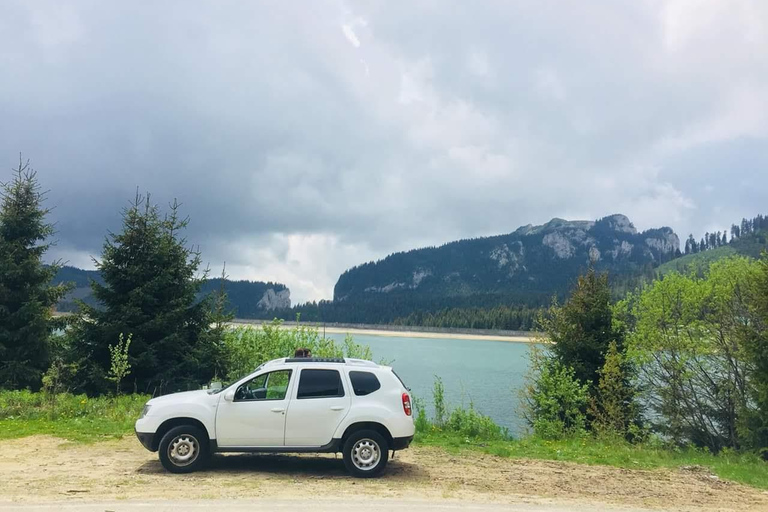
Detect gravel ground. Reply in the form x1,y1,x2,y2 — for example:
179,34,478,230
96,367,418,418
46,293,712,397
0,436,766,511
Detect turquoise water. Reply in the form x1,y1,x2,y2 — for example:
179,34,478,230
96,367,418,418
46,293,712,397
325,333,534,436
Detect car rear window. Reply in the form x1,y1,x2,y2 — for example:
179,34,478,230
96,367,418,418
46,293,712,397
297,369,345,399
349,371,381,396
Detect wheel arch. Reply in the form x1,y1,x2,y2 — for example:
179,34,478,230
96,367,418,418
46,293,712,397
340,421,394,448
152,417,211,451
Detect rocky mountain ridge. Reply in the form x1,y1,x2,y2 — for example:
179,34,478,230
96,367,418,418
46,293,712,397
334,214,679,303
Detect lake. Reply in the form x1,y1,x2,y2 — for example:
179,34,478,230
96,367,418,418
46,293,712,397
324,332,535,436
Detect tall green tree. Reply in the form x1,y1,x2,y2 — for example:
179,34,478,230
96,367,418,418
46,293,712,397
67,193,222,395
620,257,761,452
743,253,768,455
0,158,69,389
539,266,622,389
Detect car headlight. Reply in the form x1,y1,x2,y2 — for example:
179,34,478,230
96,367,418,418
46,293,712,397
139,404,151,419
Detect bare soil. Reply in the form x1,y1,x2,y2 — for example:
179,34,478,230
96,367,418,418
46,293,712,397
0,436,766,511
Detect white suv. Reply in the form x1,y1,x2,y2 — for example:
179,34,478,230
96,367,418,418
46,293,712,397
135,357,415,477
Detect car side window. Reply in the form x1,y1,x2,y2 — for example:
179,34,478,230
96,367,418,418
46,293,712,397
297,369,345,399
349,371,381,396
235,370,292,401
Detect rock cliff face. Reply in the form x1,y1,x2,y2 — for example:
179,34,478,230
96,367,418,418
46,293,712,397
257,288,291,311
334,214,679,303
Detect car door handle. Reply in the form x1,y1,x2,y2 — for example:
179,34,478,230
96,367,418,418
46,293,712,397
271,407,285,413
330,406,345,411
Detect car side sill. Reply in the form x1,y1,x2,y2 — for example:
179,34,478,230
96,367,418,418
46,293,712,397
210,438,342,454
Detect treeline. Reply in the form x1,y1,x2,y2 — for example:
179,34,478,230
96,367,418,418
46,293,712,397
258,290,554,327
684,213,767,254
52,266,289,318
392,305,539,331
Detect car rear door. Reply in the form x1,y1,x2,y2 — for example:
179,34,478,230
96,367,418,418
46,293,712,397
284,367,350,447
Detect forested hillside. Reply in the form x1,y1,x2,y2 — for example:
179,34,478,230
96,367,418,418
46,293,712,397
660,214,768,275
53,266,290,317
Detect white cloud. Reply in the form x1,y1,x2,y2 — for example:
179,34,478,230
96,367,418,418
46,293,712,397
4,0,768,301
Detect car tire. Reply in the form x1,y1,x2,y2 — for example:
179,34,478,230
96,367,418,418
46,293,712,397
342,429,389,478
158,425,209,474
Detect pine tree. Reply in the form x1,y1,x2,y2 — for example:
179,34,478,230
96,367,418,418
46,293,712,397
0,157,70,389
67,193,222,395
538,266,622,389
687,234,698,254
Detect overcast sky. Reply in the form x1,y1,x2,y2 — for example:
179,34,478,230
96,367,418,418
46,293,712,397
1,1,767,303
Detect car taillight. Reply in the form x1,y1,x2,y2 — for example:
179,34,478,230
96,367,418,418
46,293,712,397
402,392,412,416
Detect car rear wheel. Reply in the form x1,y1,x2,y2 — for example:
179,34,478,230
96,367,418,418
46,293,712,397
342,430,389,478
158,425,209,473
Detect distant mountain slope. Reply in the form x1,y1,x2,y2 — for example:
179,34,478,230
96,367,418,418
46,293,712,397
658,230,767,276
53,266,290,317
334,214,679,305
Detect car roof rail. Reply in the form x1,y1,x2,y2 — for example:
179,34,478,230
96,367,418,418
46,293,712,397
285,357,346,364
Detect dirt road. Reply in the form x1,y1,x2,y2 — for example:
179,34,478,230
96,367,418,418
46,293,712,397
0,436,766,511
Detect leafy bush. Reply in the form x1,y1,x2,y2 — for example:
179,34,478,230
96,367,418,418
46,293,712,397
222,319,372,381
522,347,590,439
446,405,508,440
414,375,508,441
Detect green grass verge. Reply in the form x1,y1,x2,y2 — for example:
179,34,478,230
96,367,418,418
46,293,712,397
0,390,147,443
414,430,768,490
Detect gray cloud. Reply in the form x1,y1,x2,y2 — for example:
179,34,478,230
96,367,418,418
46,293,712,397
1,0,767,302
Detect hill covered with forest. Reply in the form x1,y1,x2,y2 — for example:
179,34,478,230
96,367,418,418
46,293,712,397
259,214,683,328
335,214,678,304
53,266,290,317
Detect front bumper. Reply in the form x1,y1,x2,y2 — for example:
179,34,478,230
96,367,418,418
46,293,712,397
135,430,156,452
392,435,413,451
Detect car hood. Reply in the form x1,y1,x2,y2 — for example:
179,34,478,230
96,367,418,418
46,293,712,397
147,389,211,405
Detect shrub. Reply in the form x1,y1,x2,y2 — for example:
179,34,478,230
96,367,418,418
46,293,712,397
522,346,590,439
221,319,373,381
446,405,508,440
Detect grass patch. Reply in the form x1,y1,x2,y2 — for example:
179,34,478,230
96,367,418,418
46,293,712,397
414,430,768,490
0,390,147,443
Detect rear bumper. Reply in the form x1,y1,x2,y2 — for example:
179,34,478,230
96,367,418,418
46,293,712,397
135,430,156,452
392,435,413,451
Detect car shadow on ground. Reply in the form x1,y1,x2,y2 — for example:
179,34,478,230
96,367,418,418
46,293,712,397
136,453,426,479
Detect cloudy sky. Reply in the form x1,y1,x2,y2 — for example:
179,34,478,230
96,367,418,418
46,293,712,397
1,1,767,303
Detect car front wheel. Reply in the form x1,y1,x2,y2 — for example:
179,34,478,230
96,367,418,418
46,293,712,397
158,425,209,474
342,430,389,478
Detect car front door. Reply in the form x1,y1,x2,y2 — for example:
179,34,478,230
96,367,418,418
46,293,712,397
215,369,293,447
284,367,351,447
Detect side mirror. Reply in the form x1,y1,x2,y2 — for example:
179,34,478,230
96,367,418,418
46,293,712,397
224,390,235,402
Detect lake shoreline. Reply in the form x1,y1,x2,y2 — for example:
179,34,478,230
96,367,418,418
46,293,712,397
229,319,540,343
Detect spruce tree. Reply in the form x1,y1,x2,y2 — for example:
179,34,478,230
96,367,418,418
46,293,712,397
68,193,222,395
538,266,622,388
0,158,70,389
